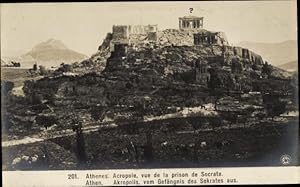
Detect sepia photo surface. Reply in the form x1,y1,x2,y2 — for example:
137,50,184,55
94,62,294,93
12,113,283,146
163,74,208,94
1,1,299,185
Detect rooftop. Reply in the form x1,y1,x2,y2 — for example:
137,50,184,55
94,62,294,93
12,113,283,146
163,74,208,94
179,15,204,19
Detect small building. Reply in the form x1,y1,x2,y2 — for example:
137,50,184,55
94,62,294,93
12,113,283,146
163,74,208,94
179,16,204,30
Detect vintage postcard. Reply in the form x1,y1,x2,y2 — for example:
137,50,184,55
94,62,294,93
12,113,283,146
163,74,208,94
1,1,299,186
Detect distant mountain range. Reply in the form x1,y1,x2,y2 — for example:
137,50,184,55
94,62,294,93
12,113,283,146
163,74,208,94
1,59,6,64
237,40,297,72
2,39,88,68
278,60,298,72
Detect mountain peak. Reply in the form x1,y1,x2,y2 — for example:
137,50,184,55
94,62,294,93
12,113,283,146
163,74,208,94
32,38,68,51
21,39,87,68
45,38,59,43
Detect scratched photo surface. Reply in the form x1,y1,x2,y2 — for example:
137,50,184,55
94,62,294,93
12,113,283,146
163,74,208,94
1,1,298,170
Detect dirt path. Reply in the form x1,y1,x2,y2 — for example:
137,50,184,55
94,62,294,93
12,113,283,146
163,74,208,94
2,105,217,148
1,120,264,148
2,104,291,148
2,123,108,148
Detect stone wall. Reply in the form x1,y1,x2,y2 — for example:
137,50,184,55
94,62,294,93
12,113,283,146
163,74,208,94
112,25,129,40
249,51,264,65
233,47,264,65
194,32,229,46
128,25,158,35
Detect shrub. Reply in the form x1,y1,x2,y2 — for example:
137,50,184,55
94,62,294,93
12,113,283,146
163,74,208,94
39,65,48,75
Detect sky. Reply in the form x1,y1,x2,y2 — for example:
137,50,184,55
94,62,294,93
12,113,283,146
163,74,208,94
0,1,297,57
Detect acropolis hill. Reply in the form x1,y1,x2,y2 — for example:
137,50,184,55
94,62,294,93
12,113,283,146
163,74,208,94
22,15,291,111
87,15,265,75
2,15,297,171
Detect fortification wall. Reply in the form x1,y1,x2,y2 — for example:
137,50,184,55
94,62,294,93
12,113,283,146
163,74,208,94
233,46,264,65
112,25,128,40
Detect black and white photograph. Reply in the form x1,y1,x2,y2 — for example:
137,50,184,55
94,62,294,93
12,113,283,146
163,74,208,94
1,1,299,185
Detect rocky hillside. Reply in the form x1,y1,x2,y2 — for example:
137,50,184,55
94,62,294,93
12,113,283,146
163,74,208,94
3,27,296,139
2,21,298,170
237,40,297,67
18,31,293,127
21,39,88,68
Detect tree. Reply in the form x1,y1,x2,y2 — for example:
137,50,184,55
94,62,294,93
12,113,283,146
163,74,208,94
31,93,43,104
144,131,153,163
33,63,38,71
231,58,243,73
208,88,224,111
207,116,222,131
266,101,287,120
243,106,256,127
208,69,220,109
262,62,272,77
188,116,204,134
220,112,237,128
263,95,287,120
61,64,73,72
252,64,260,71
208,69,222,89
187,116,208,162
71,117,87,168
1,80,14,96
90,106,106,121
36,114,58,129
123,122,139,135
39,65,48,75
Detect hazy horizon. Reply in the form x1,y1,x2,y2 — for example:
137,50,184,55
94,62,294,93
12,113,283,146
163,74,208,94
1,1,297,57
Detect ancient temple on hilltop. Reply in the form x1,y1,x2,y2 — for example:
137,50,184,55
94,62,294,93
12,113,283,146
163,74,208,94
109,15,231,47
179,16,204,30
